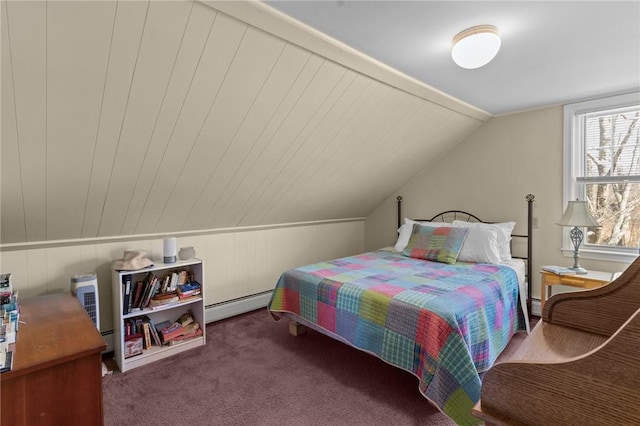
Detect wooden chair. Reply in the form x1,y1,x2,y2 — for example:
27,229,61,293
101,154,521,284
472,257,640,425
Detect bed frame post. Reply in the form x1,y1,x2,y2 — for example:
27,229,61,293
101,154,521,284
526,194,535,317
397,195,403,230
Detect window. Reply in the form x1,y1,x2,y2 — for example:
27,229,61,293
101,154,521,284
564,92,640,262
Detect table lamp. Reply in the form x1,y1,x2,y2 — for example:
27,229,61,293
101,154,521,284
557,200,600,274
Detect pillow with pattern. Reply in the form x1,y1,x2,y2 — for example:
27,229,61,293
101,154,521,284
402,223,469,264
394,218,451,252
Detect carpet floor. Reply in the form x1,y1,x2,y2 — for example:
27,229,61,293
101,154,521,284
103,309,529,426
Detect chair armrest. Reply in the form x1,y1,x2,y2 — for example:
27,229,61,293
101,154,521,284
477,308,640,425
543,257,640,336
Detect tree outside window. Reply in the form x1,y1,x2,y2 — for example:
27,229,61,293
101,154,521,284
583,108,640,249
564,92,640,261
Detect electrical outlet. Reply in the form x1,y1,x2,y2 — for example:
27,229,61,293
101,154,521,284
533,216,539,228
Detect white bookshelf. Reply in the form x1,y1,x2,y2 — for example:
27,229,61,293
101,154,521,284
111,259,206,372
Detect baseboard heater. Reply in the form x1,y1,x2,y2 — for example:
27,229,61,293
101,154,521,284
100,291,273,354
204,290,273,323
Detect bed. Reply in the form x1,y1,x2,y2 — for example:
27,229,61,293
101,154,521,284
268,195,534,425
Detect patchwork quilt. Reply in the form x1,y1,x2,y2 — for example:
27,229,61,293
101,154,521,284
268,249,522,425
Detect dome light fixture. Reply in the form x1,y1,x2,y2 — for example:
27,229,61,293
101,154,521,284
451,25,501,69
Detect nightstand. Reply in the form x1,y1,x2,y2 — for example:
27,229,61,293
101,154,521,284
540,269,612,311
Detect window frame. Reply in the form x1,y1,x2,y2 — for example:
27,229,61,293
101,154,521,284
563,92,640,264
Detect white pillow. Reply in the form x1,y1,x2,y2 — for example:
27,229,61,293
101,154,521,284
451,224,502,264
394,218,450,252
452,220,516,261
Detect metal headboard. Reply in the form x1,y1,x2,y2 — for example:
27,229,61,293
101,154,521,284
396,194,535,316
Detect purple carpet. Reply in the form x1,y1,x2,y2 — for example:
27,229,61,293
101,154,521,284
103,309,528,426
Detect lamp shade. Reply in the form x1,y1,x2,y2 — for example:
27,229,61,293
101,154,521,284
557,201,600,227
451,25,501,69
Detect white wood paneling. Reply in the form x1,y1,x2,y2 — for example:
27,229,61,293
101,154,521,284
5,0,47,242
0,220,365,333
1,0,488,246
120,2,218,235
155,26,288,232
26,249,47,298
1,1,25,243
196,53,326,228
46,1,117,240
82,1,152,238
99,1,194,237
189,43,313,228
134,11,248,234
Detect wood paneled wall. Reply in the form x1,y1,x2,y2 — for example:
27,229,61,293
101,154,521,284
1,0,488,244
1,220,365,332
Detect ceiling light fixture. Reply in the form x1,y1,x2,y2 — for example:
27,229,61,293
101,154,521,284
451,25,501,69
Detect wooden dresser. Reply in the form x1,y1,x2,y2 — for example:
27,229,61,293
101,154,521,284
1,292,106,426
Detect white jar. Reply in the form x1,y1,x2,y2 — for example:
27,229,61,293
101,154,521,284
178,246,196,260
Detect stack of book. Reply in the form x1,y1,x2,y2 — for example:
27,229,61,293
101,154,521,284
176,281,201,299
1,273,19,373
155,311,202,346
149,292,179,309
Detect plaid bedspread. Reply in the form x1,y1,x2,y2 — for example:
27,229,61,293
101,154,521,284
268,249,521,425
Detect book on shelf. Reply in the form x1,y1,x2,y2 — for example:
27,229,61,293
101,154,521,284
167,327,203,345
136,272,154,310
166,313,201,345
142,322,152,349
149,294,180,309
139,274,162,310
153,291,180,301
159,321,185,342
177,281,201,299
160,275,170,294
169,272,178,292
155,317,201,344
541,265,577,275
122,275,132,315
150,279,162,304
131,281,144,311
143,316,162,347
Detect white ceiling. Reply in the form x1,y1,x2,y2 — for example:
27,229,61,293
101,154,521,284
265,0,640,115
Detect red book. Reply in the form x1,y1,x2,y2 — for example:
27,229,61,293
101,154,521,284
160,322,184,341
169,328,203,344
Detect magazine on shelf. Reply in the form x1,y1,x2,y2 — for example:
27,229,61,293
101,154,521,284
541,265,577,275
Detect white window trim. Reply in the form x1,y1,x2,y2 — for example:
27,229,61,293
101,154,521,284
563,92,640,264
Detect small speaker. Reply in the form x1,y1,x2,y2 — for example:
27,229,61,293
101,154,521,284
71,273,100,330
163,237,177,263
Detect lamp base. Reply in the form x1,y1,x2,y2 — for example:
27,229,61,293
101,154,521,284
568,266,588,274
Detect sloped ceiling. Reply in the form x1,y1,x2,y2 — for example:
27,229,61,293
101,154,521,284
1,0,488,245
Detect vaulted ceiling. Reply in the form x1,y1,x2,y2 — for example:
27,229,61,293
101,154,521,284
1,0,487,244
266,0,640,116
